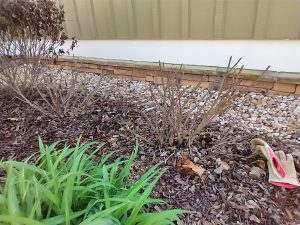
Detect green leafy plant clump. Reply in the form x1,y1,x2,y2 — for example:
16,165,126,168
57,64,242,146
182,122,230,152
0,138,186,225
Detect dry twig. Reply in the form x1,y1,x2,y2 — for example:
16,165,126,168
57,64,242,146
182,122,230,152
145,58,269,148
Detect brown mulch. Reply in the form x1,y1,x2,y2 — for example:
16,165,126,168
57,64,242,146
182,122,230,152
0,94,299,225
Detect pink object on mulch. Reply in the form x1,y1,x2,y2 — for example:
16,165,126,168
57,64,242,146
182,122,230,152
267,146,286,178
251,138,300,189
266,145,300,189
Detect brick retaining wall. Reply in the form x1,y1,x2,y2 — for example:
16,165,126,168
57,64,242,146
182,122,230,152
56,57,300,96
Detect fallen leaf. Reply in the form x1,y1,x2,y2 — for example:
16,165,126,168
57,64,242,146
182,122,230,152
180,154,205,177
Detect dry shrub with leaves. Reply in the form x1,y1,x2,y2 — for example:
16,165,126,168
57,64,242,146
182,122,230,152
0,0,94,118
145,57,269,148
0,0,77,100
0,0,76,59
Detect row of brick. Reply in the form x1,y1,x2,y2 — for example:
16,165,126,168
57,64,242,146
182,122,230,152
56,61,300,96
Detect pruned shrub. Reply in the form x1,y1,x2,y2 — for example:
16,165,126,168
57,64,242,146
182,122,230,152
0,138,186,224
20,64,103,118
145,58,269,147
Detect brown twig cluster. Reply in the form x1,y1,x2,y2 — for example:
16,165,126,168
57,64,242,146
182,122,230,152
145,58,269,148
33,65,102,118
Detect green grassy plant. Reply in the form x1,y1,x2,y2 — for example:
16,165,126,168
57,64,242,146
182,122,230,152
0,138,186,225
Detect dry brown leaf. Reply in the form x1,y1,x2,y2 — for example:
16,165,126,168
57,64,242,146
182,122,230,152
180,154,205,177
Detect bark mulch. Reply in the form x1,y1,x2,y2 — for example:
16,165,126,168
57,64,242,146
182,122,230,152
0,94,299,225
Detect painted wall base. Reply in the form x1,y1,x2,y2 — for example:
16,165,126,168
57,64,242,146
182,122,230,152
66,40,300,73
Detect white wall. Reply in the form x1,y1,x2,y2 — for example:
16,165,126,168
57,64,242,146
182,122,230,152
67,40,300,72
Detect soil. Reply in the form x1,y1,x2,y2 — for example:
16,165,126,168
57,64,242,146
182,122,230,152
0,79,299,225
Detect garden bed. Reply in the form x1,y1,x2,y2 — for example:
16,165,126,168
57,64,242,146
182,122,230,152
0,73,299,225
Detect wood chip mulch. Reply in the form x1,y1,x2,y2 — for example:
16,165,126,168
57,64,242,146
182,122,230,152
0,90,299,225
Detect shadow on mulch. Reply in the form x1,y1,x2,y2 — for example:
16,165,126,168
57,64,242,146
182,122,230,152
0,96,299,225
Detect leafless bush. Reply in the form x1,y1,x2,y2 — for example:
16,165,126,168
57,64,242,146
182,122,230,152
0,59,45,97
34,65,103,117
145,57,269,147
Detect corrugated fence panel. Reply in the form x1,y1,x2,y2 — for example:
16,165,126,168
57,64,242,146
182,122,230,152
58,0,300,40
190,0,215,39
224,0,258,39
111,0,130,39
266,0,300,39
160,0,181,39
74,0,96,39
93,0,115,39
134,0,153,39
60,0,81,38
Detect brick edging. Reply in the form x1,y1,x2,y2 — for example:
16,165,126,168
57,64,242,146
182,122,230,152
56,56,300,96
